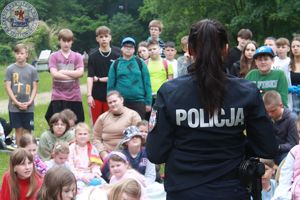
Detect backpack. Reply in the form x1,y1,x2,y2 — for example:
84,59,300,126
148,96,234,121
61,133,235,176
113,57,144,87
145,59,169,79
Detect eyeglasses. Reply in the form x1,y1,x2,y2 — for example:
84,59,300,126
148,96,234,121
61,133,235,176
53,123,66,127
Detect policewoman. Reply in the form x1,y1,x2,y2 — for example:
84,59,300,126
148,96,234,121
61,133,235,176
146,19,278,200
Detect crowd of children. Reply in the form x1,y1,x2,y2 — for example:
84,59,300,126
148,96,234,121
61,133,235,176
3,18,300,200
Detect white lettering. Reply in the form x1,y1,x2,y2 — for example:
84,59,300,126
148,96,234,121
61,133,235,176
176,109,187,125
188,108,199,128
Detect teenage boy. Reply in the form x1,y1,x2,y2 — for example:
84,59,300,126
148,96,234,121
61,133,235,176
164,41,178,78
146,19,165,57
273,38,291,78
87,26,121,124
147,40,173,97
107,37,152,119
4,43,39,146
264,37,277,56
45,28,84,123
225,28,252,73
245,46,288,107
263,90,298,165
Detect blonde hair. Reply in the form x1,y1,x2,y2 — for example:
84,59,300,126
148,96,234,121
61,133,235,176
276,37,290,47
263,90,282,107
259,158,275,168
75,122,90,135
14,43,28,53
148,19,163,31
58,28,74,41
52,141,70,155
108,178,141,200
95,26,111,36
137,120,148,128
9,148,37,200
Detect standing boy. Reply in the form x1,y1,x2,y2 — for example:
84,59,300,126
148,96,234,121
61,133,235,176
4,44,38,146
107,37,152,119
146,19,165,57
245,46,288,107
45,28,84,123
147,40,173,97
87,26,121,124
164,41,178,78
177,35,193,77
225,28,252,73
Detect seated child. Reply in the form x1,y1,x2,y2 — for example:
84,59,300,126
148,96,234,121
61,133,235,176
273,144,300,199
119,126,156,184
45,141,70,169
61,108,77,133
108,178,142,200
38,112,74,161
0,148,43,200
68,122,104,189
137,120,149,140
19,133,47,176
260,158,277,200
37,166,77,200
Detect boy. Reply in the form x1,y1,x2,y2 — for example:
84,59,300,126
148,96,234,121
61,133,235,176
87,26,121,124
273,38,291,78
225,28,253,73
4,43,39,146
164,41,178,78
177,35,193,77
45,28,84,123
245,46,288,107
146,19,165,57
263,90,298,165
259,158,277,200
107,37,152,119
264,37,277,56
147,40,173,97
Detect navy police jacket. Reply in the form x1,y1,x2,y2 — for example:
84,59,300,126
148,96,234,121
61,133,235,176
146,73,278,192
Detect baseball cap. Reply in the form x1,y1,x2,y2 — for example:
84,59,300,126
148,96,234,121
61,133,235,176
253,46,275,59
121,37,136,47
120,126,144,146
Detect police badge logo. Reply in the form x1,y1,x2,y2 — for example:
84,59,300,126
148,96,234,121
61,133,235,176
1,1,39,39
148,109,157,132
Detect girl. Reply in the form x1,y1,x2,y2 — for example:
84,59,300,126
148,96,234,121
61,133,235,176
38,112,74,161
19,133,47,176
231,40,257,78
0,148,43,200
68,122,103,188
138,41,150,61
119,126,156,184
37,166,77,200
108,178,142,200
45,141,70,169
108,151,146,198
290,37,300,115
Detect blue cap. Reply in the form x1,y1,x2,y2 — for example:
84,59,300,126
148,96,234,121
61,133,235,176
121,37,136,47
253,46,275,59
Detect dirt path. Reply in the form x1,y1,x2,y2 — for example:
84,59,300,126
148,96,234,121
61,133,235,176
0,84,87,114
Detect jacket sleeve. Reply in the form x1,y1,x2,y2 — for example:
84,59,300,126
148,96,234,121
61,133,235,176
141,61,152,105
277,72,289,107
279,114,299,153
107,62,116,92
38,131,52,161
92,115,106,152
245,88,278,158
146,86,175,164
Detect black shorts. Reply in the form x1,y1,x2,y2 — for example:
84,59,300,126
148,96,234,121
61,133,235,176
45,100,84,123
9,112,34,131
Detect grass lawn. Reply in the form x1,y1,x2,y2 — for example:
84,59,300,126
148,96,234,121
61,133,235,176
0,71,89,184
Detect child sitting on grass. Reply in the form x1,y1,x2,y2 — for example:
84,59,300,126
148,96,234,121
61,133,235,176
45,141,70,169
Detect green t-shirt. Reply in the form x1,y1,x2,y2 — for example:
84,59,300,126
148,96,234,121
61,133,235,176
245,69,288,107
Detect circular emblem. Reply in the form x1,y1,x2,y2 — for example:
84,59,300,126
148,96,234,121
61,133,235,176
1,1,39,39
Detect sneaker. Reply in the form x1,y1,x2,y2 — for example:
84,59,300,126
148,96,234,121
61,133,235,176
6,143,17,151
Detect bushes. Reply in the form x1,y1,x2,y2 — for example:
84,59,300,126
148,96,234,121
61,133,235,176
0,45,14,65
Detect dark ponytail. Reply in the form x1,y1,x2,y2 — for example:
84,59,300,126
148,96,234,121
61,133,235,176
188,19,228,116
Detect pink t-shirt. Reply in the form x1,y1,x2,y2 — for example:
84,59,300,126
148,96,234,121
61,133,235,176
49,50,83,101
